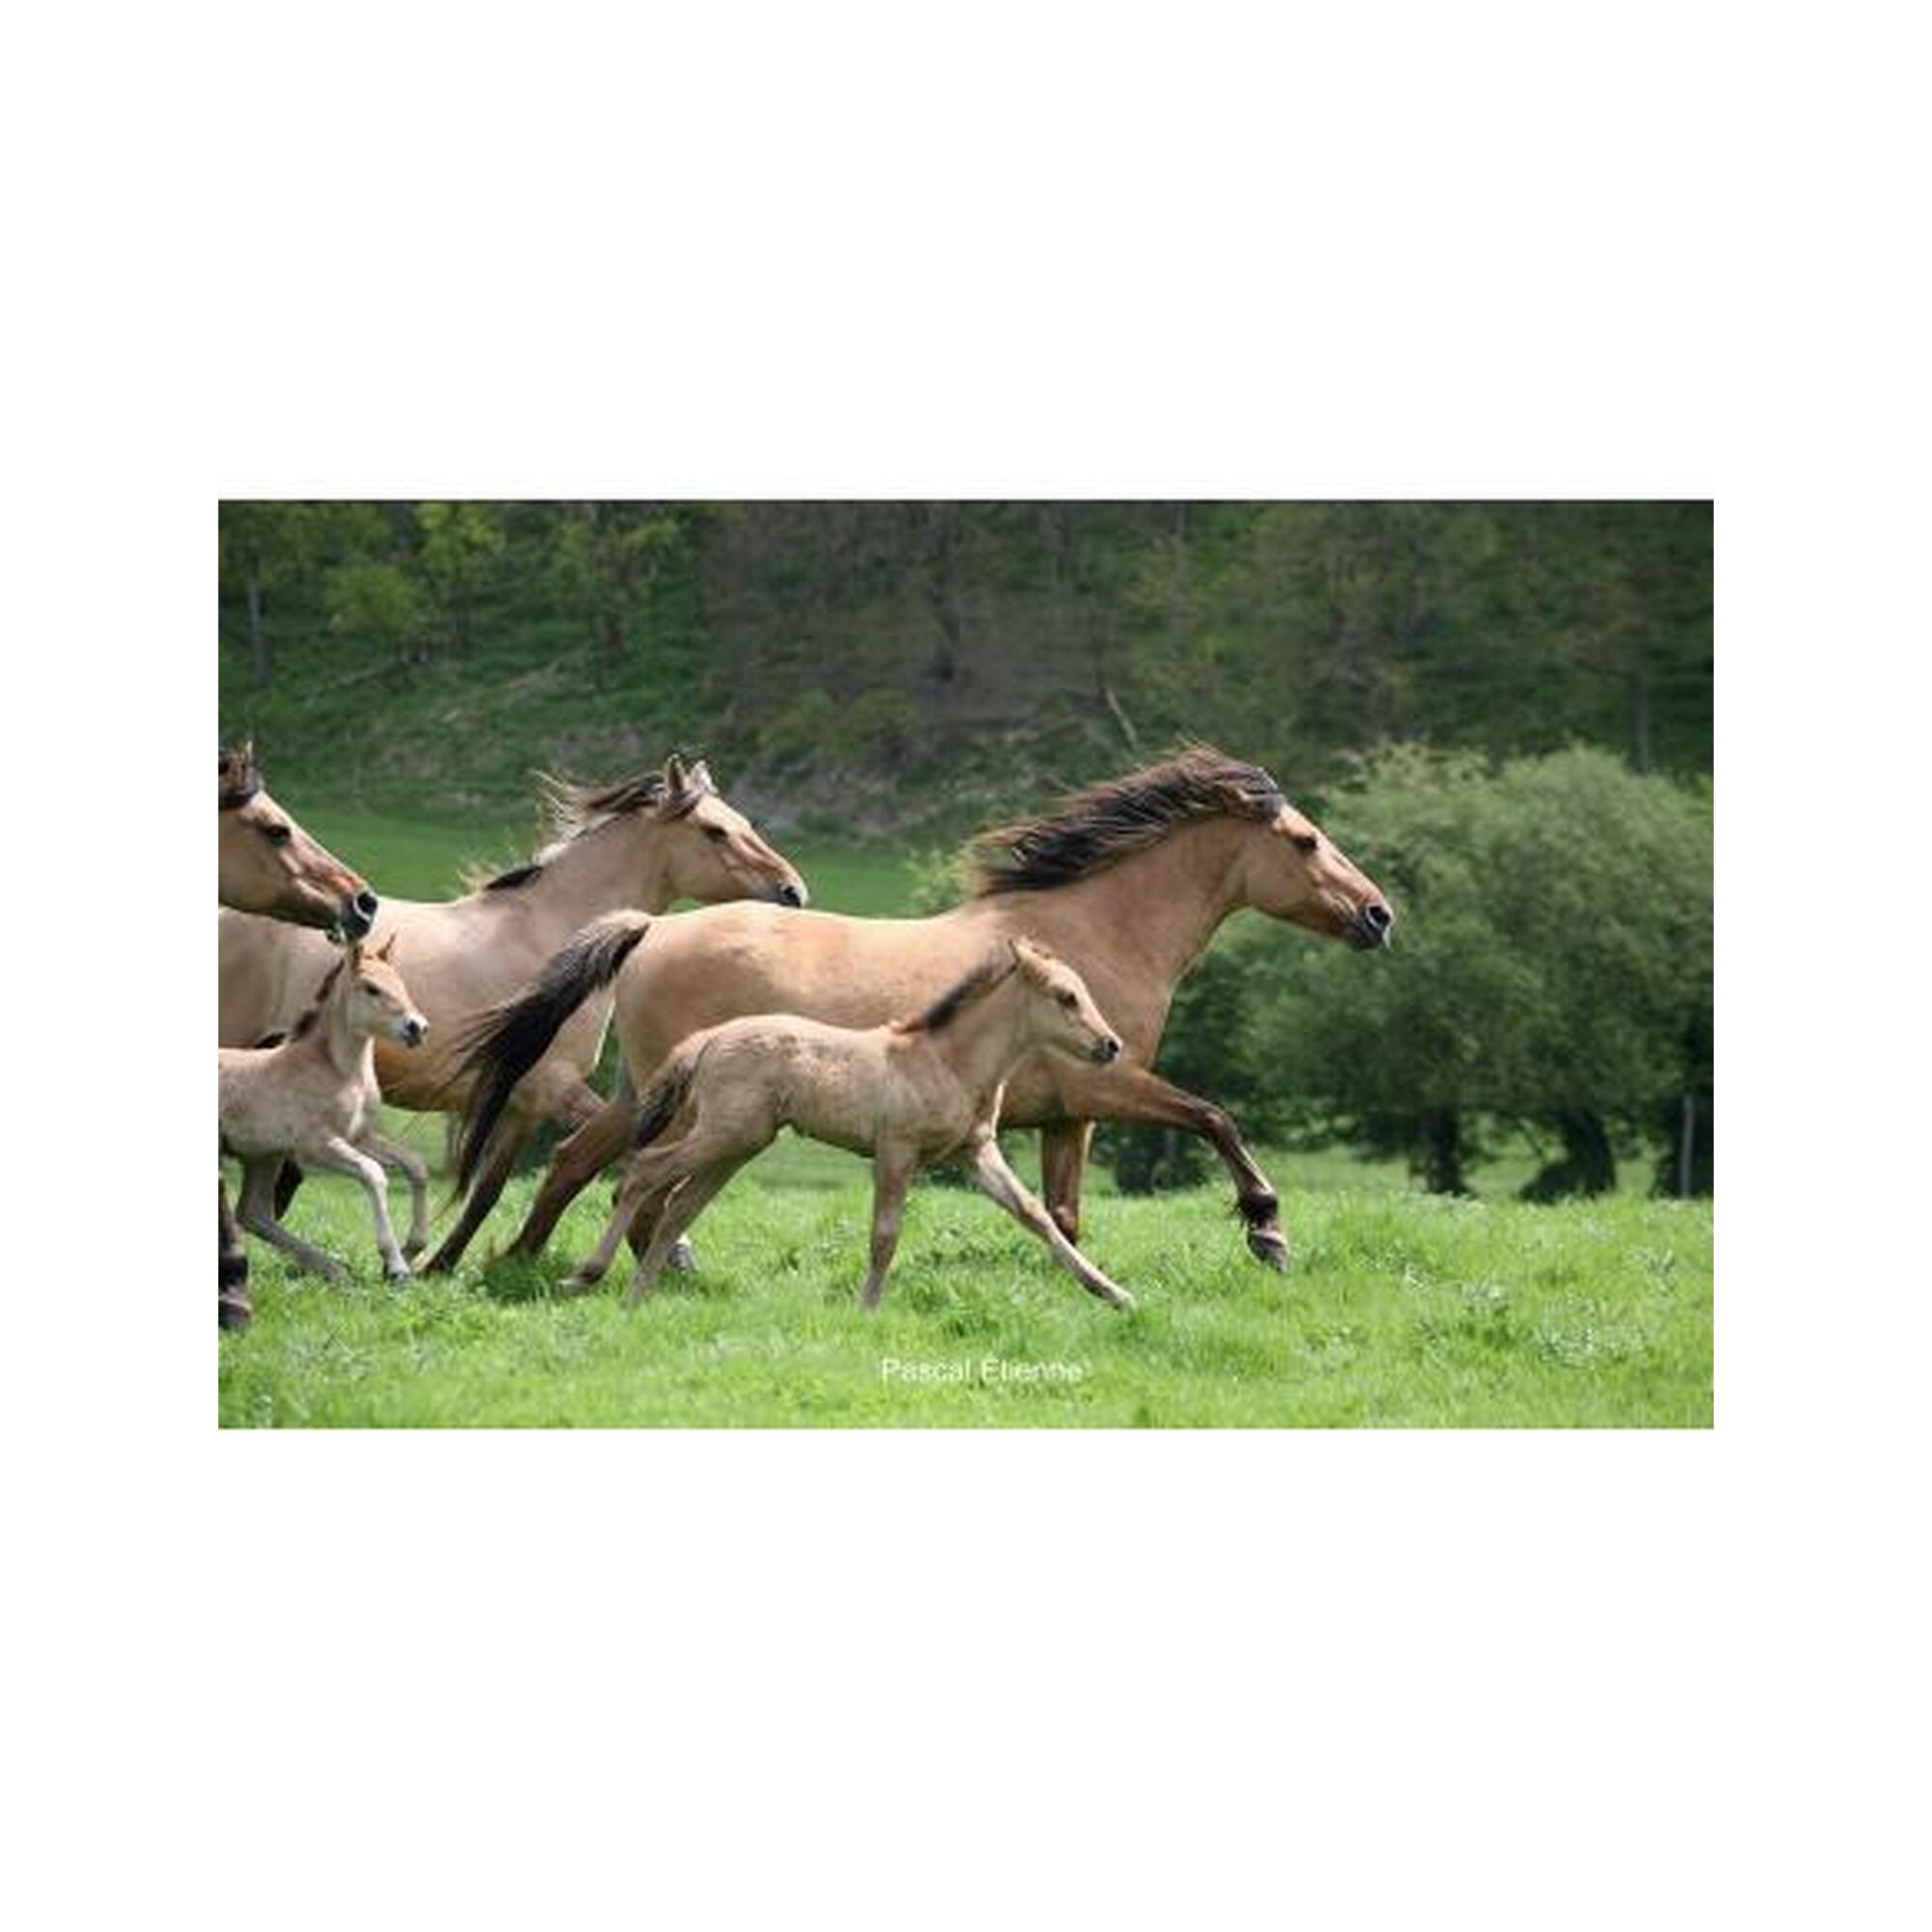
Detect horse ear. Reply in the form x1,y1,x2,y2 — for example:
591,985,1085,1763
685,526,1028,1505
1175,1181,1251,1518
686,758,714,794
663,753,690,796
1009,937,1046,979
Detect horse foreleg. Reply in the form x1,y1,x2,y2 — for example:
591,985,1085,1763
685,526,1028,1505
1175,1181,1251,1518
1038,1120,1094,1243
361,1129,431,1260
970,1139,1134,1309
306,1135,411,1281
507,1091,637,1259
859,1144,918,1311
1059,1061,1291,1271
219,1179,251,1331
273,1160,305,1219
420,1119,529,1274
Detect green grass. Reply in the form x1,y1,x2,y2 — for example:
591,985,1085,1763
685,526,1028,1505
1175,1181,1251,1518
218,1149,1712,1427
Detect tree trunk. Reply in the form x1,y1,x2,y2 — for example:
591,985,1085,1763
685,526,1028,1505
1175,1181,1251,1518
1521,1111,1617,1200
246,573,270,685
1676,1091,1695,1198
1415,1109,1468,1195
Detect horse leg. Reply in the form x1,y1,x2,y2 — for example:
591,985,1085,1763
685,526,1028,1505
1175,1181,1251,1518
1059,1061,1292,1271
218,1179,251,1331
420,1118,529,1274
622,1150,757,1308
565,1132,706,1290
273,1160,304,1219
506,1092,638,1259
859,1144,918,1312
306,1134,411,1282
970,1139,1135,1309
237,1157,347,1283
360,1129,431,1260
1038,1120,1094,1243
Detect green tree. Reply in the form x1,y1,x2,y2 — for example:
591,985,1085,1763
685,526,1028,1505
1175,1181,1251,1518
550,501,690,676
415,501,505,658
1259,745,1713,1196
218,502,327,686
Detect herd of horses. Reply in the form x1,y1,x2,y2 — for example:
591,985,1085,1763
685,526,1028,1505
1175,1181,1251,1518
215,740,1394,1329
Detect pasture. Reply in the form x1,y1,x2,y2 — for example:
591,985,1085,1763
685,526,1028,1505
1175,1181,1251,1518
219,808,1711,1428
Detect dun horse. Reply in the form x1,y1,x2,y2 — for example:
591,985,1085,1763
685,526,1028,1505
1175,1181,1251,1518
218,753,808,1272
562,936,1137,1312
216,743,378,1330
455,747,1392,1275
219,939,432,1283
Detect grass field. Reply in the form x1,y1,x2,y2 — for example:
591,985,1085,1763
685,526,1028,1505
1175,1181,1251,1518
219,815,1713,1428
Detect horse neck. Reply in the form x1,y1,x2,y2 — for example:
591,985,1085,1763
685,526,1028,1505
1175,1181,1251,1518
919,974,1038,1102
514,818,673,935
317,989,376,1084
1012,820,1249,988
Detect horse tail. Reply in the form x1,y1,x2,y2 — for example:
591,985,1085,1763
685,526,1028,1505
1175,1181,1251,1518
633,1050,701,1151
450,911,654,1192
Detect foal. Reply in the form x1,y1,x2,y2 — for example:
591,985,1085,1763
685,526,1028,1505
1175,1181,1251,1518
563,937,1137,1312
218,939,432,1284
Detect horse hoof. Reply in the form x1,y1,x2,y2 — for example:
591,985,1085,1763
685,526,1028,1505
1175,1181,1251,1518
666,1238,697,1273
385,1262,413,1285
1246,1228,1292,1272
218,1293,252,1332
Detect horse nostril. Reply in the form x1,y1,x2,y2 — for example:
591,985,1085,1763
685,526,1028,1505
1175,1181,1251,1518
353,890,380,921
777,882,806,908
1364,901,1392,934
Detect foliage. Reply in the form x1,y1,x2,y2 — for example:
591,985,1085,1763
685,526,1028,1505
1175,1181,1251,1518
217,500,1711,833
1251,746,1714,1197
324,559,427,664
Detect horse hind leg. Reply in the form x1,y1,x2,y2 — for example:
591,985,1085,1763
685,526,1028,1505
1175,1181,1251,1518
421,1119,529,1274
1039,1120,1094,1244
507,1090,639,1259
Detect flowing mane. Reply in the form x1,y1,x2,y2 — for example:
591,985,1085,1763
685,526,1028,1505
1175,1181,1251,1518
471,760,715,893
969,746,1284,895
892,953,1016,1034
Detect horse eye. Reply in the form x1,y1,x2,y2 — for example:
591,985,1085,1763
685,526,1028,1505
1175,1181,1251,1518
704,826,728,843
1059,991,1077,1008
264,823,292,845
1291,833,1318,855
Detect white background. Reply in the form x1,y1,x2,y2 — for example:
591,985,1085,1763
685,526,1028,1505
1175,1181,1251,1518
5,3,1926,1927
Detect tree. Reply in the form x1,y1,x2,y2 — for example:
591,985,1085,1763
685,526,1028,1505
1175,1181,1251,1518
218,502,326,686
324,558,429,668
415,501,504,658
549,502,688,676
1257,745,1714,1196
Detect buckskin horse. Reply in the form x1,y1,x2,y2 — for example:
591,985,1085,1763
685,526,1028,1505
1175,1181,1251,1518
453,747,1392,1276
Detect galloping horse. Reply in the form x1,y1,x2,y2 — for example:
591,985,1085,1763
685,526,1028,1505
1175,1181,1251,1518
216,742,378,1330
218,753,808,1272
220,939,433,1284
561,933,1135,1311
455,747,1392,1274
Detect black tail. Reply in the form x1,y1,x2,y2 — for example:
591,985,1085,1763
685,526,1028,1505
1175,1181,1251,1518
633,1057,698,1151
450,911,653,1191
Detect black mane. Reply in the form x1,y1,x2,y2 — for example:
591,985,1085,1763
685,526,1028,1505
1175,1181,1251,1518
970,746,1283,895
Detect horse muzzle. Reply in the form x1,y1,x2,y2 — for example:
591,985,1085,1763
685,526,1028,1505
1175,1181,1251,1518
1350,901,1395,951
399,1017,430,1047
336,889,380,942
771,880,810,909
